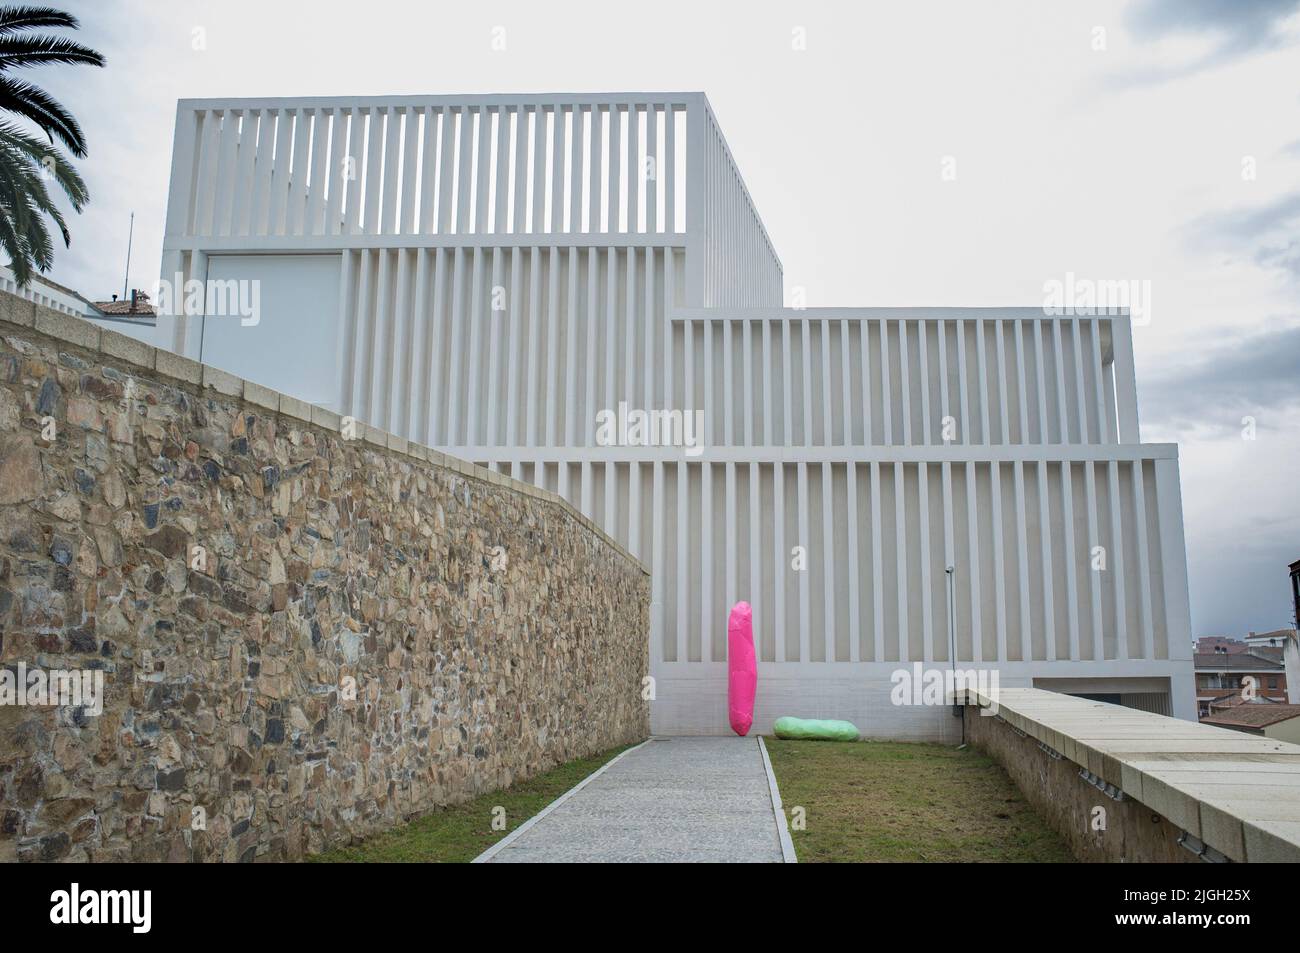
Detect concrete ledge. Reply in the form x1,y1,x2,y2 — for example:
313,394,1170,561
310,404,341,432
961,686,1300,862
279,394,312,423
0,292,648,575
155,348,202,385
243,380,281,412
0,293,36,327
201,364,244,397
35,308,98,350
99,327,156,368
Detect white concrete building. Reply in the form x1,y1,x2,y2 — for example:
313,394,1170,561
155,92,1194,738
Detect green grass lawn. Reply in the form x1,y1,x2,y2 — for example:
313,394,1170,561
764,738,1073,862
311,743,637,863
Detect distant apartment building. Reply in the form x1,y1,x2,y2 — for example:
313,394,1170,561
152,92,1196,736
1244,627,1297,649
1195,635,1251,655
1195,648,1288,717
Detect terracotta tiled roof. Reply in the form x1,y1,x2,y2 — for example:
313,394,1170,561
92,291,156,317
1202,705,1300,731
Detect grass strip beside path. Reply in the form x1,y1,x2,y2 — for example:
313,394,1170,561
312,742,638,863
763,737,1073,862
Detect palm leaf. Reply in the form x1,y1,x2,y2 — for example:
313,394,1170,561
1,148,70,244
0,34,104,69
18,190,54,269
0,72,85,155
0,202,34,284
0,178,54,276
0,6,77,34
0,5,100,284
0,120,87,208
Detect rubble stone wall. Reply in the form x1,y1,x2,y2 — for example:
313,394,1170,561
0,293,650,862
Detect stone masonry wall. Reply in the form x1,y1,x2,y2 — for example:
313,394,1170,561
0,293,650,862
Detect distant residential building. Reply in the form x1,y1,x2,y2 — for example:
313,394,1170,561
0,266,95,316
1245,627,1297,648
91,288,157,318
1202,704,1300,745
1195,649,1289,717
87,289,158,344
1249,645,1285,662
1195,635,1250,655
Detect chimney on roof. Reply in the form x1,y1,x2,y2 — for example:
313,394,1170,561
111,294,118,302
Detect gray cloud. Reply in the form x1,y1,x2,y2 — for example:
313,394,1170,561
1117,0,1300,84
1190,191,1300,239
1128,0,1299,50
1139,322,1300,436
1184,192,1300,280
1256,241,1300,277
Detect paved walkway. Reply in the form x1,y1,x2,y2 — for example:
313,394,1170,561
480,737,788,863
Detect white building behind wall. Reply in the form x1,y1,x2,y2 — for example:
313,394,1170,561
156,92,1195,738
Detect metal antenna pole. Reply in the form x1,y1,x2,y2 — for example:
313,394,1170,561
122,212,134,301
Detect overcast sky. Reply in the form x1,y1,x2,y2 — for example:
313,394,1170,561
37,0,1300,638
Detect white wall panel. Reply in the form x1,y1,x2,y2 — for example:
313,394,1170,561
199,253,340,407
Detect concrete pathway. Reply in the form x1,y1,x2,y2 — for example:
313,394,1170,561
478,737,790,863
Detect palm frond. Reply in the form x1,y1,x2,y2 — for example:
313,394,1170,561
0,34,104,69
0,120,88,208
0,72,85,155
0,6,98,284
1,150,70,244
0,181,54,276
0,202,35,284
0,6,77,35
18,191,54,269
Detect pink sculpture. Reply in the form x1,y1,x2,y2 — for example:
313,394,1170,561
728,601,757,736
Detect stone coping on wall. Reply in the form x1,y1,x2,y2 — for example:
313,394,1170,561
959,686,1300,862
0,290,648,575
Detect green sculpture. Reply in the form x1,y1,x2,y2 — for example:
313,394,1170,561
772,716,860,742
